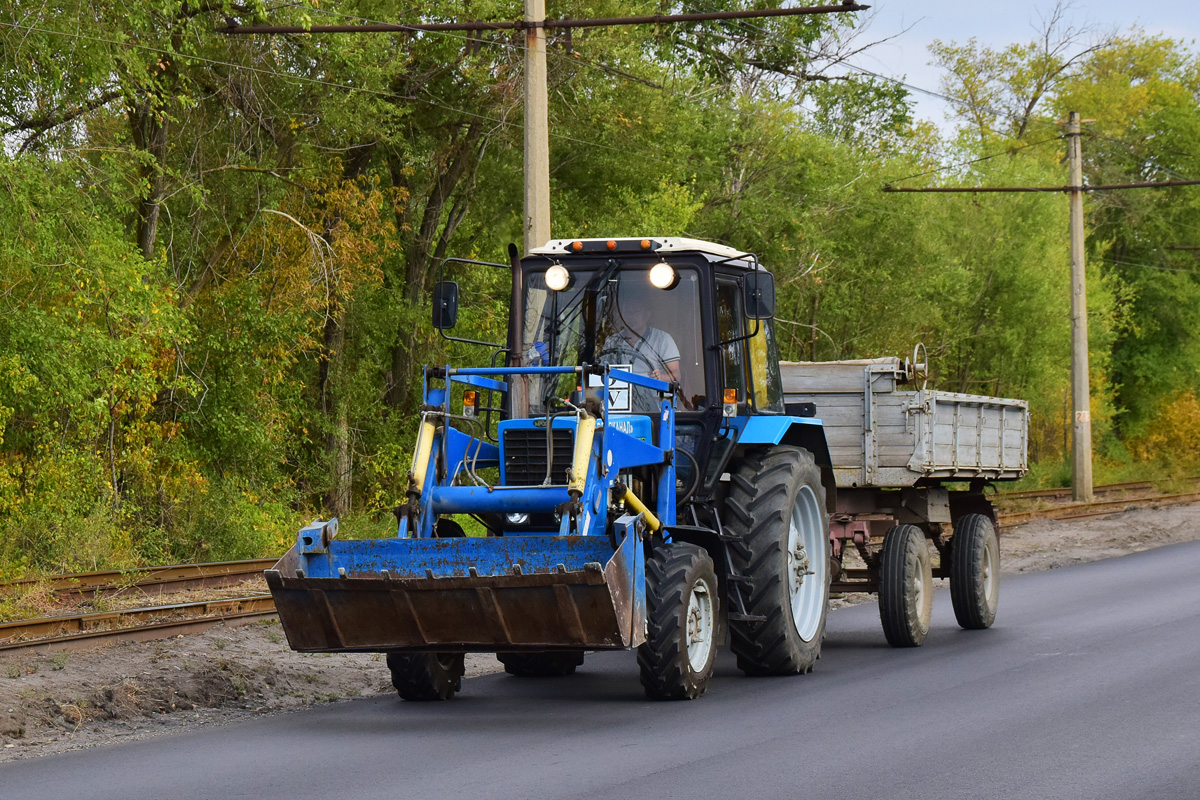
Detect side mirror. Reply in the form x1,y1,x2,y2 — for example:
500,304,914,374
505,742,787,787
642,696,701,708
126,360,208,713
432,281,459,329
744,271,775,319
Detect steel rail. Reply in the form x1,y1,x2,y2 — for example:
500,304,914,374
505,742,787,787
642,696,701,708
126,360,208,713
997,492,1200,528
0,558,276,600
0,595,277,654
997,480,1156,501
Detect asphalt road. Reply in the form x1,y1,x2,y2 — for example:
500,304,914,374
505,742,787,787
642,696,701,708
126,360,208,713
3,541,1198,800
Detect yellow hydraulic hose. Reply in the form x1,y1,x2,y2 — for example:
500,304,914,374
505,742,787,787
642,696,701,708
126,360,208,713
614,483,663,533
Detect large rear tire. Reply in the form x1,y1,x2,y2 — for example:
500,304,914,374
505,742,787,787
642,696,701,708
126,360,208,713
638,543,719,700
497,651,585,677
878,524,933,647
950,514,1000,630
725,446,830,676
386,652,466,701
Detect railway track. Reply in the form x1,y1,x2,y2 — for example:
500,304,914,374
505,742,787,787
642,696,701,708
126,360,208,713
0,558,280,654
0,595,277,654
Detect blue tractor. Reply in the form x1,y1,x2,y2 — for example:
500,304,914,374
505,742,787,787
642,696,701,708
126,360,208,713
266,237,835,700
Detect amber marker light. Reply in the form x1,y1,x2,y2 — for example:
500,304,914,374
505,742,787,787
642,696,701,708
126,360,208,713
640,239,652,250
571,240,584,252
463,390,478,418
723,389,738,404
606,240,617,250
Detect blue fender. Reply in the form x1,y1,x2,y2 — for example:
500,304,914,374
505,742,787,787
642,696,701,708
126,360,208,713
731,415,832,467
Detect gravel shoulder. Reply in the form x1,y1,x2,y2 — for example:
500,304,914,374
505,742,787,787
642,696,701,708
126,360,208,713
2,501,1198,763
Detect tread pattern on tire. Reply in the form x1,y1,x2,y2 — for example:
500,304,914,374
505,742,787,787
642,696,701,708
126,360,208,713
723,446,829,676
878,524,932,648
386,652,465,701
497,651,585,677
637,543,717,701
950,513,1000,630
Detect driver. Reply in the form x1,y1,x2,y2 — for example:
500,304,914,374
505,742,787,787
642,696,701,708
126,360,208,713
601,298,681,387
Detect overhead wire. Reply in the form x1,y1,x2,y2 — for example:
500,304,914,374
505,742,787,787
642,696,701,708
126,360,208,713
0,18,653,163
1102,257,1197,274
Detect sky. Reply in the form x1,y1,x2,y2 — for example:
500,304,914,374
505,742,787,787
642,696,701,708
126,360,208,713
845,1,1200,126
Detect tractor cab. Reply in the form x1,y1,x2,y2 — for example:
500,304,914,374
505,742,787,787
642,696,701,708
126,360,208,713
510,239,804,511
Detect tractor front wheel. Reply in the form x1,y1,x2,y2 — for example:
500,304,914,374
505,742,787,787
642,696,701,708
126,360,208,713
386,652,466,701
638,543,719,700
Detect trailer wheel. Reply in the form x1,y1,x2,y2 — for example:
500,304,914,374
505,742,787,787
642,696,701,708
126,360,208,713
950,514,1000,630
638,543,718,700
497,651,585,677
725,446,830,676
386,652,466,701
878,524,933,647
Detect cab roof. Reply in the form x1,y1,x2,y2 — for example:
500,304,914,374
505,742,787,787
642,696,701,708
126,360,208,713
529,237,760,268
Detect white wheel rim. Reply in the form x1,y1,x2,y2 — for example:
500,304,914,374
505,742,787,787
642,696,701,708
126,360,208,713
913,561,926,612
788,485,827,642
982,539,997,604
686,577,714,671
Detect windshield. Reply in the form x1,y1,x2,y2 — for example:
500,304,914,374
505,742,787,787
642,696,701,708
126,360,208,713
515,266,706,416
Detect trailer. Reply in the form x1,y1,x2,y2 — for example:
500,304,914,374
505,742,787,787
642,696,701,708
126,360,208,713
781,353,1028,646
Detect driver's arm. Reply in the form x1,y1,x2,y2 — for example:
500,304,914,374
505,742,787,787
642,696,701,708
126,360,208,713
655,358,681,384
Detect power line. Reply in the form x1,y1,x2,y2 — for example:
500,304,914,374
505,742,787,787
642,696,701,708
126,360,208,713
883,178,1200,193
217,5,871,35
1103,257,1196,274
0,19,651,161
886,136,1061,186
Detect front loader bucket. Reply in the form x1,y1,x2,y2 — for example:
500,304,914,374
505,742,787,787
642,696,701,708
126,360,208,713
265,533,646,653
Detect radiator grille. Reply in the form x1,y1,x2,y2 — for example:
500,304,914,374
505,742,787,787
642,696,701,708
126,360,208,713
503,428,574,486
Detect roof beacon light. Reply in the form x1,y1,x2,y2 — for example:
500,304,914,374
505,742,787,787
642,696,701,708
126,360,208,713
545,263,571,291
648,261,679,290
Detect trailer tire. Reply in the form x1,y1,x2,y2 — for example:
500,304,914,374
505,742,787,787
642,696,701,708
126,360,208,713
725,446,830,676
386,652,465,701
497,651,585,677
950,514,1000,630
638,543,718,700
878,524,933,647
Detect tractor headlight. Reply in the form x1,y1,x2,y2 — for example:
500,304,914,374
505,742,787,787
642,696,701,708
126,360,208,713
649,261,679,290
545,264,571,291
505,512,530,526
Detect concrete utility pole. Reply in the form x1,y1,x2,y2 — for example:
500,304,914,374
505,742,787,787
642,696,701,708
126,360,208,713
523,0,551,255
1065,111,1094,502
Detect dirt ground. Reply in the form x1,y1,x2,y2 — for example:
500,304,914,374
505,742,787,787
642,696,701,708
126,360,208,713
2,501,1198,763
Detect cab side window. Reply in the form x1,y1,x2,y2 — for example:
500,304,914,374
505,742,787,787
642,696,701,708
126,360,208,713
715,278,750,410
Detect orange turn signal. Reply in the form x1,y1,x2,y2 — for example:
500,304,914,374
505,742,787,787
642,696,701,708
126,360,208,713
723,389,738,404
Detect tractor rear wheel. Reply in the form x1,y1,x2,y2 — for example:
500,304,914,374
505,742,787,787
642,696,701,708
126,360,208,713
950,514,1000,630
497,651,585,677
638,543,719,700
878,524,933,647
386,652,466,701
725,446,830,676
